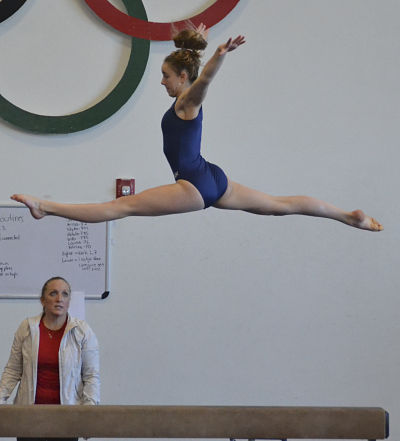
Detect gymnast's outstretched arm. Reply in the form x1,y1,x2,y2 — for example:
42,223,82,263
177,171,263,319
179,28,245,110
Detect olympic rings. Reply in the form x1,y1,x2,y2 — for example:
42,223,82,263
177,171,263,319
0,0,240,134
0,0,150,134
0,0,26,23
84,0,240,41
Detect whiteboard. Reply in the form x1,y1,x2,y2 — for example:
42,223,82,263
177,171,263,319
0,205,110,299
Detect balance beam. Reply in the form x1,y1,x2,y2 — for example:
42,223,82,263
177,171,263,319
0,405,389,440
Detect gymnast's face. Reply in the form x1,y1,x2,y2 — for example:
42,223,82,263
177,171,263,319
41,278,71,319
161,62,185,97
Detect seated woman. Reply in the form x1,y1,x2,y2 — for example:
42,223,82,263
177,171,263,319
0,276,100,441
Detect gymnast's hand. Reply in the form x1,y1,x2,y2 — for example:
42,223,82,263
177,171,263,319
218,35,246,56
196,22,209,40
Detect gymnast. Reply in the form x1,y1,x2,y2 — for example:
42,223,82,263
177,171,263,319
11,24,382,231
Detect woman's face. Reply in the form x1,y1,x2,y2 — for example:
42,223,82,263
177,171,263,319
161,62,184,97
41,279,71,319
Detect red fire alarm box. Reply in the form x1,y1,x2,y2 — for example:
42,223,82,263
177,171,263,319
116,178,135,198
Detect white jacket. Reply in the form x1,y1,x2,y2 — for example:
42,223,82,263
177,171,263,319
0,314,100,405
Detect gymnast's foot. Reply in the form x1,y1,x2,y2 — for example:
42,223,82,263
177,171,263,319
348,209,383,231
10,194,47,219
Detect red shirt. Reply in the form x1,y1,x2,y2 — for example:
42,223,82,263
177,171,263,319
35,318,67,404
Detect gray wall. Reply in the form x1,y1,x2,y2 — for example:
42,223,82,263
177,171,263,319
0,1,398,440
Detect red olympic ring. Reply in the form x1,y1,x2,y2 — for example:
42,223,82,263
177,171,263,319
84,0,240,41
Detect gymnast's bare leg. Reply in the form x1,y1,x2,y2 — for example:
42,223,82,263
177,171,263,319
11,178,382,231
10,180,205,223
213,179,383,231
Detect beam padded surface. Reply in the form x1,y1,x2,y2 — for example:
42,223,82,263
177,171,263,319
0,405,388,439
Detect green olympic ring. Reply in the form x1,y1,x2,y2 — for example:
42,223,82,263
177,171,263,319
0,0,150,134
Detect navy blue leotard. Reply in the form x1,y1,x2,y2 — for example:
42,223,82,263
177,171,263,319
161,101,228,209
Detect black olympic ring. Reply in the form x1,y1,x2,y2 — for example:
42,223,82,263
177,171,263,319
0,0,27,23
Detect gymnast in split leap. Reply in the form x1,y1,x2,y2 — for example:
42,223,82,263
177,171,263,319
11,24,382,231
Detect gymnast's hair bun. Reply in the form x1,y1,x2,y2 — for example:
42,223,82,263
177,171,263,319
173,29,208,51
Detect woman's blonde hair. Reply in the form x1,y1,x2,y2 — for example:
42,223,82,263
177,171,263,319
164,29,208,83
41,276,71,300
